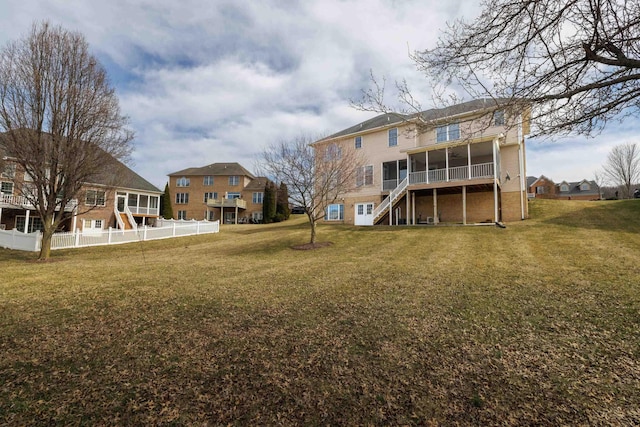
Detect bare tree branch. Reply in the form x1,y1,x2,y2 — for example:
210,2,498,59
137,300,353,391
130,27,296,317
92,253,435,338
0,21,133,260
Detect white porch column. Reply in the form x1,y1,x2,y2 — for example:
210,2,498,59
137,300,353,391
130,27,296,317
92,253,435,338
0,207,3,226
389,196,392,225
24,209,30,234
493,139,499,222
221,206,224,224
462,186,467,225
445,147,449,182
433,188,438,224
425,151,430,184
467,143,472,179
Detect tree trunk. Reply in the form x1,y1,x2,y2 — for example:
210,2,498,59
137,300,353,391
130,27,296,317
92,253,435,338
309,216,317,244
38,228,53,260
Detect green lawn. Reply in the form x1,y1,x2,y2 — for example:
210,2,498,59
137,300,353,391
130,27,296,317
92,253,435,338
1,199,639,425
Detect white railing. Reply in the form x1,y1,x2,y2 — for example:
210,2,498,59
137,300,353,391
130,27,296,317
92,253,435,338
0,194,77,212
128,206,160,216
373,177,408,222
408,162,494,185
114,206,126,230
124,206,138,230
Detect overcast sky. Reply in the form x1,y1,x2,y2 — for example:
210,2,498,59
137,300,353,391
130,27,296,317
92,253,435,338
0,0,635,188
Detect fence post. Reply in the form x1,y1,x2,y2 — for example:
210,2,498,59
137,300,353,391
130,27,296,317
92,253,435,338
74,229,80,247
197,221,200,235
173,222,176,237
108,227,112,244
35,230,42,252
143,225,148,241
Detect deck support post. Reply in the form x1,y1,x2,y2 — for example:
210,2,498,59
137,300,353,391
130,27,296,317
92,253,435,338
433,188,438,224
463,186,467,225
412,192,416,226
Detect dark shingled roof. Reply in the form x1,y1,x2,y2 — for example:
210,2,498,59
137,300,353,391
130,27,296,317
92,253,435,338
557,180,599,196
169,162,255,179
526,176,539,187
322,98,511,141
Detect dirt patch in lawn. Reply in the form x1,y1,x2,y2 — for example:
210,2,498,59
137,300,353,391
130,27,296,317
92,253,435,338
291,242,333,250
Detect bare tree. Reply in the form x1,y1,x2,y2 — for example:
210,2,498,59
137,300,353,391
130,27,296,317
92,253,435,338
602,142,640,199
0,22,133,260
593,170,605,200
259,135,363,245
357,1,640,138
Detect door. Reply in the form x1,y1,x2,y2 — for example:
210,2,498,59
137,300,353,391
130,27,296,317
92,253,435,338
224,211,236,224
355,203,374,226
117,193,126,212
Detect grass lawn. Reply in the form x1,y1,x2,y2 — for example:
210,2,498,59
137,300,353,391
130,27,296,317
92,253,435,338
1,199,639,425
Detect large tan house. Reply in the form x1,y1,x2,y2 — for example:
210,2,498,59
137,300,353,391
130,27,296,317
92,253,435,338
167,162,266,224
313,99,530,226
0,151,162,233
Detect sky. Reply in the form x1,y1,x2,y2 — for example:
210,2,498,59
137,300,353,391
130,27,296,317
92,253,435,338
0,0,636,189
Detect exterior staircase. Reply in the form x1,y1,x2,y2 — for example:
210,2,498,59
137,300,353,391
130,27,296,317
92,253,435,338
372,177,408,224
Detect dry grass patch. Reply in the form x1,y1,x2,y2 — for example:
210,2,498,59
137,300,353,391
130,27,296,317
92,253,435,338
1,202,639,425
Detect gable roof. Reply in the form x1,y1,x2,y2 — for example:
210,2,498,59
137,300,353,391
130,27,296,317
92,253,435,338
169,162,255,179
557,180,599,195
320,98,512,141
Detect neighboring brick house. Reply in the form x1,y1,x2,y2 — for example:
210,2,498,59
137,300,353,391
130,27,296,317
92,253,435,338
167,162,266,224
0,151,162,234
312,99,530,226
527,176,601,200
527,175,557,199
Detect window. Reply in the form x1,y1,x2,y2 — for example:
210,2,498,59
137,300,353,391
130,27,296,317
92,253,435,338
83,219,103,233
356,165,374,187
325,204,344,221
227,192,241,199
1,182,13,195
1,163,15,179
176,177,190,187
355,136,362,149
207,210,216,221
436,123,460,142
203,176,214,186
23,171,34,182
175,193,189,204
16,216,44,233
252,212,263,222
324,144,342,161
85,190,106,206
228,176,239,186
536,186,546,194
580,183,590,191
252,192,264,204
560,184,569,192
204,192,217,202
493,110,505,126
388,128,398,147
177,210,187,220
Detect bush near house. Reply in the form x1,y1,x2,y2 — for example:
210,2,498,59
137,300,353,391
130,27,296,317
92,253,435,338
1,199,639,425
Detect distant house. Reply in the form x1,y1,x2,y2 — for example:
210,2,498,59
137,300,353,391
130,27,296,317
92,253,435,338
0,145,162,233
167,162,266,224
527,176,601,200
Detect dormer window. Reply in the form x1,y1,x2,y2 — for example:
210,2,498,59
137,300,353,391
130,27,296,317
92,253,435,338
176,177,190,187
580,182,590,191
436,123,460,143
560,184,569,192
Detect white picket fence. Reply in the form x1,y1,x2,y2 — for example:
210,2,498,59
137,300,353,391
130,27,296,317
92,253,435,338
0,219,220,252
